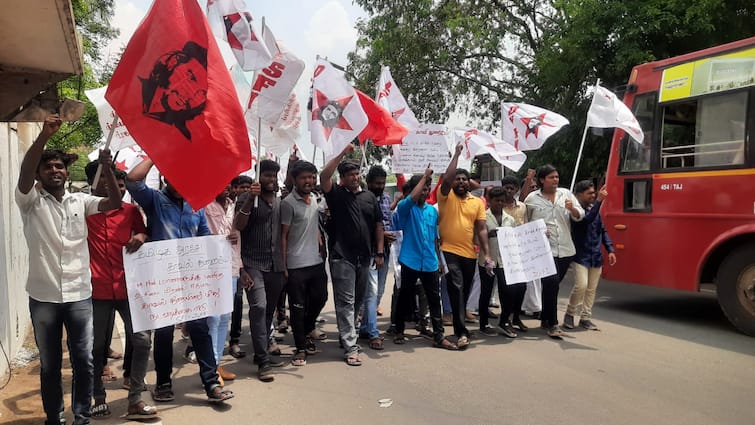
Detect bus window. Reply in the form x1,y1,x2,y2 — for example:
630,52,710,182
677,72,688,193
619,93,655,172
660,91,748,169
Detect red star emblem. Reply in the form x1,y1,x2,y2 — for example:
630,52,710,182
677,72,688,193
114,159,128,171
520,113,554,139
311,89,354,140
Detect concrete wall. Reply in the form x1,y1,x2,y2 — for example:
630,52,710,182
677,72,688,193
0,122,35,379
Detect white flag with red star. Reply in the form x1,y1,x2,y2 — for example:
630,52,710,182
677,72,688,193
586,85,644,144
310,59,368,158
501,102,569,151
376,66,420,131
207,0,272,71
454,128,527,172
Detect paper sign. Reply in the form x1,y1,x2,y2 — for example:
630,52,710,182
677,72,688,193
391,123,451,174
497,219,557,284
124,235,234,332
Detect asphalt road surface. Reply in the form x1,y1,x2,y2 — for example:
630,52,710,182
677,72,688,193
67,272,755,425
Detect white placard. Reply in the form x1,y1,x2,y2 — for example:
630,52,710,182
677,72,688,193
124,235,234,332
497,219,557,284
391,123,451,174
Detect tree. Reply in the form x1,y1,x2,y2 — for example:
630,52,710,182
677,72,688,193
348,0,755,182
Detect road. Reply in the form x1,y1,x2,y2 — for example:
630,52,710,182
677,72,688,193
12,272,755,425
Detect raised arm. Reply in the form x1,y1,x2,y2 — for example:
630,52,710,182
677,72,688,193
233,185,261,232
410,167,433,204
96,149,123,212
18,115,61,194
319,144,354,193
126,158,154,182
441,144,463,196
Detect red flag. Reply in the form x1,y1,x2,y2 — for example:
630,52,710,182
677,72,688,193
355,90,409,146
105,0,251,209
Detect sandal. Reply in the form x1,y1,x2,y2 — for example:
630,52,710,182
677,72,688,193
124,401,158,420
291,350,307,367
368,337,384,350
207,386,234,403
393,334,406,345
228,344,246,359
345,352,362,367
433,337,458,351
91,401,111,419
457,335,470,350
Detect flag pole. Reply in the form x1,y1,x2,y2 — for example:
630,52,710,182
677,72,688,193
570,78,600,191
92,114,120,191
253,17,266,207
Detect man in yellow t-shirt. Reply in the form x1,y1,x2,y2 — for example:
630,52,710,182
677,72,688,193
437,144,493,349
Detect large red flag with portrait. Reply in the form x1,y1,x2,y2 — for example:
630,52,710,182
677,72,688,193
106,0,251,209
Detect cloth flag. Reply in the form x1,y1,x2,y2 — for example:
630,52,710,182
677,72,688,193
85,86,137,152
249,92,302,158
105,0,251,210
376,66,420,131
356,90,409,146
586,84,644,143
206,0,272,71
455,128,527,172
501,102,569,151
246,23,305,126
310,59,368,158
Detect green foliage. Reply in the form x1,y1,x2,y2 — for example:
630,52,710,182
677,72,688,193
349,0,755,182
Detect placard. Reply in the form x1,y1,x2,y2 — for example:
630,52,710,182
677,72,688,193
391,123,451,174
124,235,234,332
497,219,557,284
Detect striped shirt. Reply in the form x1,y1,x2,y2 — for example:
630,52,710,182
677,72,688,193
237,192,284,272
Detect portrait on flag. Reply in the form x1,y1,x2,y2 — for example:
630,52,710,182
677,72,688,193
455,128,527,172
501,102,570,151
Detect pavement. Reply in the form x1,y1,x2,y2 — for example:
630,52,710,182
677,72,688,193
2,270,754,425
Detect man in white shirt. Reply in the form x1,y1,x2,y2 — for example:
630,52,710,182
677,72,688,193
15,115,122,425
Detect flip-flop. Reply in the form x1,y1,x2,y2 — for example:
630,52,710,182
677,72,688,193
92,402,111,419
124,402,159,420
345,353,362,366
207,387,234,403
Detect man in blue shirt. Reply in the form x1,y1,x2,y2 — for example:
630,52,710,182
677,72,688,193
126,158,233,403
564,180,617,331
392,168,457,350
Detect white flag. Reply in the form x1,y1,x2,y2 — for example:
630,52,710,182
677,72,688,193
586,85,644,143
207,0,272,71
247,23,305,126
248,93,301,158
310,59,368,159
501,102,569,151
454,128,527,172
376,66,420,131
84,86,137,152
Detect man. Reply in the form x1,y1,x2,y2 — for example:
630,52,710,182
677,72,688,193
525,164,584,338
437,144,493,349
234,160,286,382
227,175,253,359
564,181,616,331
358,165,395,350
15,115,122,425
84,161,157,420
126,158,233,403
499,176,530,332
205,184,243,383
320,144,384,366
280,160,329,366
393,169,457,350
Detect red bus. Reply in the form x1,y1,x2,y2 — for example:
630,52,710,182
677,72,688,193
603,37,755,335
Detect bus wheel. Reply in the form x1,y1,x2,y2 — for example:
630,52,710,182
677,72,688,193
717,244,755,336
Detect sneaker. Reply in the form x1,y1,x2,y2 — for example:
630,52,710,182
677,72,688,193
258,364,274,382
151,384,174,402
547,326,564,338
579,319,600,330
183,347,197,364
563,314,575,330
497,323,518,338
480,325,498,336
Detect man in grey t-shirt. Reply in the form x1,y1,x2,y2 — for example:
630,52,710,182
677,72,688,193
281,160,328,366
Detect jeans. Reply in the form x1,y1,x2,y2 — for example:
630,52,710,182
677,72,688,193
207,278,237,364
245,269,285,365
567,263,602,319
228,280,245,346
360,254,388,339
153,318,219,394
29,298,93,425
395,265,445,343
540,256,574,328
92,299,150,405
330,256,370,355
443,251,477,337
287,263,328,351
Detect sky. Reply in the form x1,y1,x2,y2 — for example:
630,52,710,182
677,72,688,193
106,0,367,164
